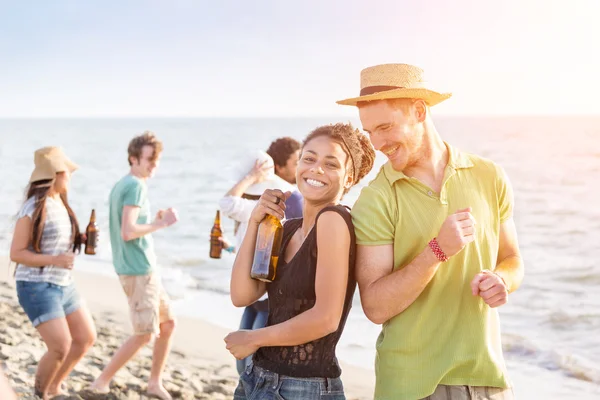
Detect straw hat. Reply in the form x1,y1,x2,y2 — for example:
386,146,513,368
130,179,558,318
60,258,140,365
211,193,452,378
29,146,78,183
234,150,294,196
336,63,452,107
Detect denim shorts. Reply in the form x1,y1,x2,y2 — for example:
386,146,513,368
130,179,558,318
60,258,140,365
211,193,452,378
16,281,82,327
234,363,346,400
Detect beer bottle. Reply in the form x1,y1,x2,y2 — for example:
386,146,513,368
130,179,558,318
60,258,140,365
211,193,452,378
84,209,98,255
210,210,223,259
250,215,283,282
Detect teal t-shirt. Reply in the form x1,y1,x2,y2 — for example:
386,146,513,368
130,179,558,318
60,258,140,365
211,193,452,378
109,174,157,275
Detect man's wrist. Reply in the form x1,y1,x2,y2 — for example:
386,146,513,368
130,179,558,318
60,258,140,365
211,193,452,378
428,238,449,262
244,173,259,184
152,220,166,230
493,271,510,292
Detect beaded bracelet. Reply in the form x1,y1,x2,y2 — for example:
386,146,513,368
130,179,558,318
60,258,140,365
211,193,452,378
428,238,449,262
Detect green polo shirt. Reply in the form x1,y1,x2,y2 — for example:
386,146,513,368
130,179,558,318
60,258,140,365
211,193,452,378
109,174,157,276
351,144,514,400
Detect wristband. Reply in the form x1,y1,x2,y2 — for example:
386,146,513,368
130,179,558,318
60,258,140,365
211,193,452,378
224,245,236,254
428,238,449,262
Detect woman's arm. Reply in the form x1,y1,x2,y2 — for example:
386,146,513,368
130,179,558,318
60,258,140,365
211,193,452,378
230,220,267,306
10,216,72,268
225,210,351,358
254,211,350,344
230,189,291,307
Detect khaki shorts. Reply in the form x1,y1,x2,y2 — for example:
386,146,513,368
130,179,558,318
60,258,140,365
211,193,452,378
118,274,174,335
422,385,514,400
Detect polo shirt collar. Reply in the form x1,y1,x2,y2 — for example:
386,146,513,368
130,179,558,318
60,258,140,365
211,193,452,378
383,142,474,185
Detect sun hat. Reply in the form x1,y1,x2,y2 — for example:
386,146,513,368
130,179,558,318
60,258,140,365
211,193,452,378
29,146,78,183
336,63,452,107
235,150,294,196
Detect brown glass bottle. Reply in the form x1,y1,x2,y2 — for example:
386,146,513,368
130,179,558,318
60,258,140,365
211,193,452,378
250,215,283,282
210,210,223,259
84,209,98,255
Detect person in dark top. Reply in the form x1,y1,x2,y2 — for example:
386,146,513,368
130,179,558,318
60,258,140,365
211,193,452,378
225,123,375,400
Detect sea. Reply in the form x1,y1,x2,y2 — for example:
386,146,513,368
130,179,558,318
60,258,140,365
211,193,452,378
1,117,599,398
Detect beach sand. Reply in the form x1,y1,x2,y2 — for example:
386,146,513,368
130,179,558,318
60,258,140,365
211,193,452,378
0,260,374,399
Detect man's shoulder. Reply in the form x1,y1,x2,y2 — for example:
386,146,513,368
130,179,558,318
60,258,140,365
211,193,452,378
112,175,144,194
357,166,396,200
352,166,397,218
461,150,503,177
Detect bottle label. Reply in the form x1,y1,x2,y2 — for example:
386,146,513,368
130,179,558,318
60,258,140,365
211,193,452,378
87,231,98,248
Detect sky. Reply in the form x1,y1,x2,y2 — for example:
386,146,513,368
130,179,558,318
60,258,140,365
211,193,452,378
0,0,599,117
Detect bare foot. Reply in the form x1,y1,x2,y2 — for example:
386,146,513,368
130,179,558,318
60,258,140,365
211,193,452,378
88,380,110,394
47,383,68,398
147,382,172,400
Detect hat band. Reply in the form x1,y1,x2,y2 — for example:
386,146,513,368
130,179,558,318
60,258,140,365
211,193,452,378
360,85,404,96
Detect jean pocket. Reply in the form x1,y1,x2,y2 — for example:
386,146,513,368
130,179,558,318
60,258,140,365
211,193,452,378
320,378,345,397
17,281,50,300
237,369,264,399
276,379,321,400
233,378,247,399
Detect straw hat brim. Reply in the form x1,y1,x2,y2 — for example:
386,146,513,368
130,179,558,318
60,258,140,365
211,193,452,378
29,159,79,183
336,88,452,107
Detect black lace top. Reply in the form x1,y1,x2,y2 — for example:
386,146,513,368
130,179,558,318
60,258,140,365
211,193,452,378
253,205,357,378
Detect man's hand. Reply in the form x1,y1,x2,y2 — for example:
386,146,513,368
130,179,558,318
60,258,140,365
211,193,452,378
219,236,234,253
471,270,508,308
247,159,271,184
436,207,477,258
155,208,179,228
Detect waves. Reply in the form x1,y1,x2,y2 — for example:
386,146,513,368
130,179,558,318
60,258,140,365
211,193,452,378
503,333,600,384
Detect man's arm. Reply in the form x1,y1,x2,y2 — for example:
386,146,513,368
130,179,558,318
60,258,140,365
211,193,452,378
356,244,440,325
471,218,524,307
471,166,523,306
121,206,177,242
219,196,256,223
225,159,269,197
495,218,524,293
357,208,477,324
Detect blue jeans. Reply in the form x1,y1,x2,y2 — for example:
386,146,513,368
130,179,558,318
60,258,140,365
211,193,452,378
234,364,346,400
16,281,81,327
236,305,268,375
